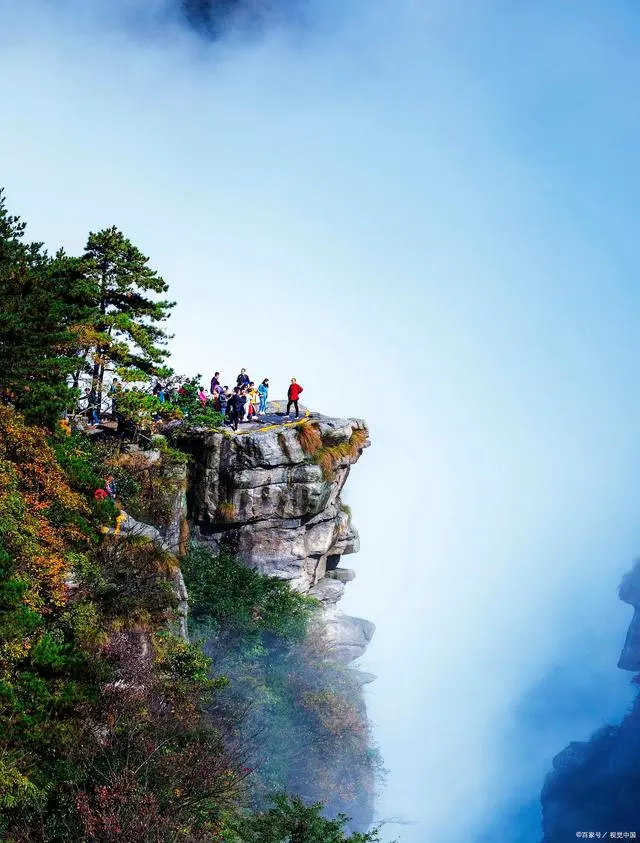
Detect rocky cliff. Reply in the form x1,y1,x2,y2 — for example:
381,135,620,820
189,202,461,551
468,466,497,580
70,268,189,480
540,561,640,841
95,411,377,830
181,412,375,665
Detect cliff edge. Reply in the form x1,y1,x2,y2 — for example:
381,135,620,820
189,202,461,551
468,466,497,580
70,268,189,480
181,412,375,665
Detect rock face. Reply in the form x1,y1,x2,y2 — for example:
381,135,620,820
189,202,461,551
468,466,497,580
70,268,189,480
540,561,640,841
322,609,377,664
618,559,640,670
119,511,190,643
183,413,374,663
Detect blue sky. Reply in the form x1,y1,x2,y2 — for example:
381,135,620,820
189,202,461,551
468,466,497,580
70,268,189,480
2,1,640,840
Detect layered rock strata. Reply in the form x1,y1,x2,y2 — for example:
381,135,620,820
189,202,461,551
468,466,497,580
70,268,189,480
183,413,375,664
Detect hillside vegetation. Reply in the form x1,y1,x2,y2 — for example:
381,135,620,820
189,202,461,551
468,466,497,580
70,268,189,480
0,189,386,842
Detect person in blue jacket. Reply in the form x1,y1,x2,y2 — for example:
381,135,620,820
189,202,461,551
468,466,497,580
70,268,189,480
257,378,269,415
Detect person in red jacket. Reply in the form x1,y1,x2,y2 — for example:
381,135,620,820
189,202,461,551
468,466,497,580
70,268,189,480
287,378,304,418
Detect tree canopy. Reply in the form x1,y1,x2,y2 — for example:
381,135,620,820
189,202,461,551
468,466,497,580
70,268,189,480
0,189,174,425
83,226,174,399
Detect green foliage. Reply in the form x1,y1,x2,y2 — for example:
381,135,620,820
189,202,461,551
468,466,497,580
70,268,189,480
171,377,225,430
0,191,95,425
0,189,178,429
115,387,167,426
83,226,175,401
52,430,103,491
112,439,187,531
182,542,316,643
0,412,246,841
0,409,106,830
181,542,383,828
0,187,385,839
232,793,386,842
112,379,224,441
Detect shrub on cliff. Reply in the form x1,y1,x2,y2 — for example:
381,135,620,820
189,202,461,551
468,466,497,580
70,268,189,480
296,421,323,455
111,438,188,531
181,542,384,830
310,428,369,482
230,793,387,842
182,541,316,643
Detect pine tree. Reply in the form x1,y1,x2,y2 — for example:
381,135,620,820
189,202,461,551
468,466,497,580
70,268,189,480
0,191,95,425
82,227,175,402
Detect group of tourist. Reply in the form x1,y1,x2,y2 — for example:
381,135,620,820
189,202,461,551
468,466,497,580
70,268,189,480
192,370,268,431
203,370,305,431
79,369,305,432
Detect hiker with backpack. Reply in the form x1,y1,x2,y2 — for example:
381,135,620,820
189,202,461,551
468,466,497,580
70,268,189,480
286,379,303,418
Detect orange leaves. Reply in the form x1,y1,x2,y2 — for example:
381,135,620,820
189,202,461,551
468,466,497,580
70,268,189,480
58,418,72,436
296,421,323,455
68,322,102,347
300,690,364,738
0,406,90,609
0,406,87,518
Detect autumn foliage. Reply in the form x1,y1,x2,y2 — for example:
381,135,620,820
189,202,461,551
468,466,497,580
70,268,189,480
0,409,243,840
0,185,386,841
0,405,88,617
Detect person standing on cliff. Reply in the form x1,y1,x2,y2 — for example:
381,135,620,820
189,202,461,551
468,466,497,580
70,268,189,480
236,368,250,389
229,387,246,431
210,372,220,393
218,387,228,419
286,378,303,418
246,382,259,421
237,388,247,426
258,378,269,415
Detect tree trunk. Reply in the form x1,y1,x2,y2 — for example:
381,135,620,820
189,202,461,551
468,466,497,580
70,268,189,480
93,264,108,404
91,355,102,394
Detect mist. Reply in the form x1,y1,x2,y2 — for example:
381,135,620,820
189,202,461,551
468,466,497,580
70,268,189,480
2,1,640,840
